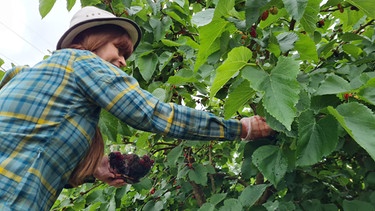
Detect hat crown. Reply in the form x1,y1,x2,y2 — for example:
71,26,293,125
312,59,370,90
56,6,142,50
70,6,115,27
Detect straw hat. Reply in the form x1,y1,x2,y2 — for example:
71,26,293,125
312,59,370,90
56,6,141,50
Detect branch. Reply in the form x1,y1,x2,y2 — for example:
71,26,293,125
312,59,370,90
190,181,206,206
354,19,375,35
208,142,216,192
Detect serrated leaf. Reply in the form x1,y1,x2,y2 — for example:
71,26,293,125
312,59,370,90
188,163,208,185
282,0,308,21
358,77,375,105
297,110,339,166
328,102,375,161
252,145,288,186
238,184,270,207
242,57,300,130
314,74,352,96
224,80,255,119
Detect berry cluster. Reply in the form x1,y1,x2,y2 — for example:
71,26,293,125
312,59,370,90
109,152,154,183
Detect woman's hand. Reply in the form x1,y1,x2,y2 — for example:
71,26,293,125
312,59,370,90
240,115,273,140
93,156,127,187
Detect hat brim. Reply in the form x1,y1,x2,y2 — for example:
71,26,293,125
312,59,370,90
56,18,142,50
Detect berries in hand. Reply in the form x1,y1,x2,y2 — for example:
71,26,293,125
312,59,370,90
109,152,154,183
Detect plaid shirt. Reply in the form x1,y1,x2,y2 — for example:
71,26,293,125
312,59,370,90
0,49,242,210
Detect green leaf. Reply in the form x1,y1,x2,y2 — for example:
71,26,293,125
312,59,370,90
195,18,230,71
277,32,299,53
219,199,243,211
213,0,235,19
282,0,308,21
158,51,174,71
39,0,56,18
99,110,120,142
198,203,215,211
143,200,164,211
136,52,158,82
66,0,76,11
314,74,352,96
252,145,288,186
167,145,183,167
328,102,375,161
300,0,320,34
188,163,208,185
242,57,300,130
343,199,375,211
192,9,215,27
210,46,253,99
208,193,227,205
358,77,375,105
245,0,269,28
149,16,172,42
342,44,363,59
297,110,338,166
346,0,375,19
152,88,168,102
80,0,101,7
106,194,116,211
238,184,270,207
224,80,256,119
0,70,4,80
295,33,319,62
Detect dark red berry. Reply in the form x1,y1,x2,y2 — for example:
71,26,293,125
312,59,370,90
317,19,325,28
250,26,257,38
261,10,269,21
338,4,344,13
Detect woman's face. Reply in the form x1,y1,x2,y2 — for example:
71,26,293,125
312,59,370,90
94,39,127,68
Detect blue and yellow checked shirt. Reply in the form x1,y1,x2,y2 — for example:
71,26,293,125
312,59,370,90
0,49,242,210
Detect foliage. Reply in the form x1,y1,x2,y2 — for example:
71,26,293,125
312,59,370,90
2,0,375,210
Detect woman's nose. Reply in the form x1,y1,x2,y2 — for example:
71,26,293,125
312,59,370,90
118,56,126,68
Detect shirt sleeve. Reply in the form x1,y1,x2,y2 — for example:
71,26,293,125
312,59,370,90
72,51,242,141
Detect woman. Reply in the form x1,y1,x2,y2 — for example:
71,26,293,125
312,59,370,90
0,6,272,210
